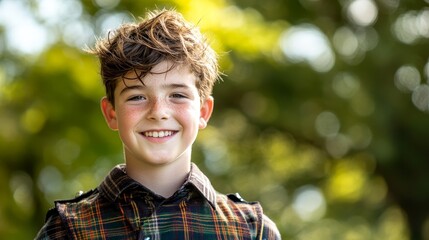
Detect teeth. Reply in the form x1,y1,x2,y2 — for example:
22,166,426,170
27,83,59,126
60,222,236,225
144,131,173,138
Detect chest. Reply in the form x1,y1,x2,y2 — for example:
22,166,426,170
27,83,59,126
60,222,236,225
64,199,260,240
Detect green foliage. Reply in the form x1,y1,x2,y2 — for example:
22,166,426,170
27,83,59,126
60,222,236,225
1,0,429,239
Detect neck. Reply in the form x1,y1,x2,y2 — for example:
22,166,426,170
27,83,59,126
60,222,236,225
125,159,191,198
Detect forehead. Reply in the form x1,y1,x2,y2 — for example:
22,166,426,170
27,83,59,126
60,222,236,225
119,61,197,87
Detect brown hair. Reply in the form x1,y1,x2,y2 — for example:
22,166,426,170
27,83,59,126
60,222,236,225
87,9,219,105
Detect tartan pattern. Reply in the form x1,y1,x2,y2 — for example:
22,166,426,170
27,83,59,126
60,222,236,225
35,164,281,239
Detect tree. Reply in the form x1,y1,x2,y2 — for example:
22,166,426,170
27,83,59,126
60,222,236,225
1,0,428,239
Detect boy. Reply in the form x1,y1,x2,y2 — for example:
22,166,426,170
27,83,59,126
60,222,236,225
36,9,280,239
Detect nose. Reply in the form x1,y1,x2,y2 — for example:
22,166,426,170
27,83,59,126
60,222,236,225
147,98,169,120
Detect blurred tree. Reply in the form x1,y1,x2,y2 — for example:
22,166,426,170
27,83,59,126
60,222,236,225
225,0,429,239
1,0,428,239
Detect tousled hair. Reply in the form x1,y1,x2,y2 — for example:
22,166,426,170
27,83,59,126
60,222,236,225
87,9,219,105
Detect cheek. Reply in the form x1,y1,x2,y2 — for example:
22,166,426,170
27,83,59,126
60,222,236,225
117,107,142,128
175,105,200,121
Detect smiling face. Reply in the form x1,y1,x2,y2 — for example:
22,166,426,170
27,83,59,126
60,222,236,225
101,61,214,170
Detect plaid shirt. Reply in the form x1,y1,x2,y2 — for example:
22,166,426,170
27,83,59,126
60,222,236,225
35,163,281,239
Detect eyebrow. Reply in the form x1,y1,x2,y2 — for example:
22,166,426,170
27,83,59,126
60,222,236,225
165,83,191,90
119,85,144,95
119,83,192,95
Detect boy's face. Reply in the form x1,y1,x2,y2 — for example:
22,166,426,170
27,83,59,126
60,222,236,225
101,61,213,168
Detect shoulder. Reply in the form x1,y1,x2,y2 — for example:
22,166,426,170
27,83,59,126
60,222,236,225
55,188,99,207
215,192,263,227
35,207,68,239
54,188,100,215
215,192,261,217
56,188,99,204
35,189,100,239
261,214,282,240
226,192,249,203
217,192,282,240
218,192,261,209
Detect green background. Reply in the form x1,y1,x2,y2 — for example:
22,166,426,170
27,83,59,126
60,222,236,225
1,0,429,239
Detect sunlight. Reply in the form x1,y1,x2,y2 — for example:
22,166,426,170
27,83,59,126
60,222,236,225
346,0,378,27
393,9,429,44
394,65,421,93
94,0,120,9
333,26,359,58
292,185,326,222
412,84,429,112
315,111,340,138
36,0,82,25
280,24,335,72
37,165,64,201
326,160,366,202
0,0,50,55
96,12,133,37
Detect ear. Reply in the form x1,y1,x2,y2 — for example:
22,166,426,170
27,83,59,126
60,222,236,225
199,96,214,129
100,97,118,131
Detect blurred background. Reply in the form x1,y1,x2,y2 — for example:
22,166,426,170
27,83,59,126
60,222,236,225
1,0,429,239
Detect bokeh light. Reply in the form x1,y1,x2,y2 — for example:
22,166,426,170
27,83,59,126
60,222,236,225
292,185,326,222
412,84,429,112
280,24,335,72
346,0,378,27
394,65,421,93
392,9,429,44
0,0,427,239
332,72,361,99
315,111,340,138
0,0,51,55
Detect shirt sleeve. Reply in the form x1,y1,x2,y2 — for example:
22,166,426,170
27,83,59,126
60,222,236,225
34,208,68,240
261,214,282,240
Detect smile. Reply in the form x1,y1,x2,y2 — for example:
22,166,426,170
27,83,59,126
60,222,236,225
143,130,175,138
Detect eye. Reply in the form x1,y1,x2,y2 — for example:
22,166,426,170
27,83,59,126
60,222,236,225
171,93,187,99
127,95,146,101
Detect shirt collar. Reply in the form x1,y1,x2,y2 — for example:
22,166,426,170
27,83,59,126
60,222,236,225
98,164,139,202
186,163,217,208
99,163,217,207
